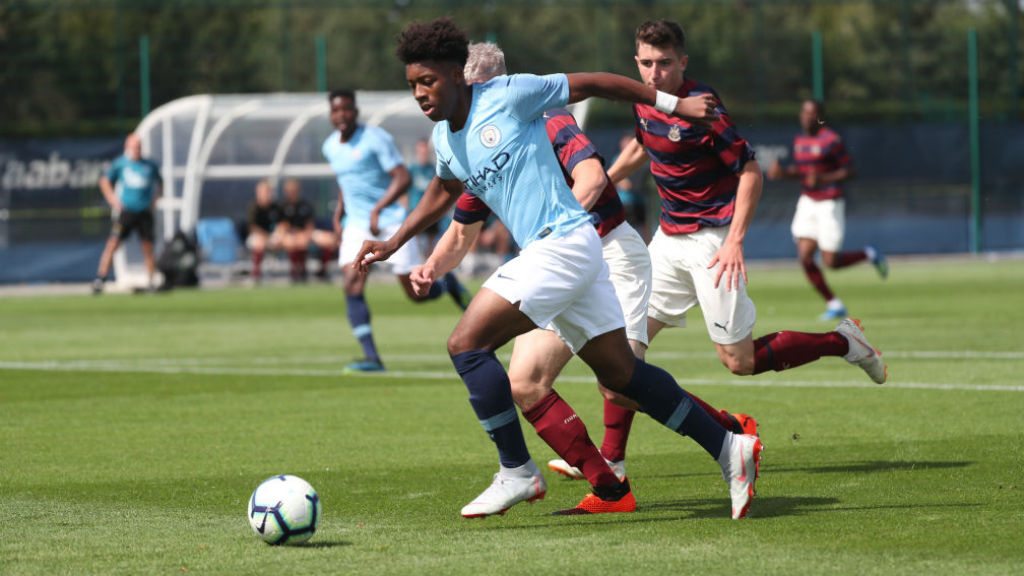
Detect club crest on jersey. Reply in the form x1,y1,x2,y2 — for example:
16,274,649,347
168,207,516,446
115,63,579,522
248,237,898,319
480,125,501,148
668,124,682,142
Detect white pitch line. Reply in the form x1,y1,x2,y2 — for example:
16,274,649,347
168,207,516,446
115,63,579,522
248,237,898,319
13,348,1021,370
2,360,1023,393
386,372,1024,392
26,354,451,367
0,361,345,378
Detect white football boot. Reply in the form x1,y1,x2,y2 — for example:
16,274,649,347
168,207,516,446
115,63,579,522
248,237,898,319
461,460,547,518
717,432,764,519
836,318,888,384
547,458,626,481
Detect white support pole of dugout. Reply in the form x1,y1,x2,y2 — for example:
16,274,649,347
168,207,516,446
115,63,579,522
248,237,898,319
268,101,328,189
159,114,176,241
179,96,217,236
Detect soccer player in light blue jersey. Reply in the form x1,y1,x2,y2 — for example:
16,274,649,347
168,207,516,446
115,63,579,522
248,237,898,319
93,133,162,294
407,138,450,256
322,89,471,373
356,17,762,520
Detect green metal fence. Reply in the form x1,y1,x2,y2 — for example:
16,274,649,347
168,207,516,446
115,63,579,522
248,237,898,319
1,0,1021,262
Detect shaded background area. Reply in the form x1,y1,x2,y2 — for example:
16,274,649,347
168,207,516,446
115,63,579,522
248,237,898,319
1,0,1021,283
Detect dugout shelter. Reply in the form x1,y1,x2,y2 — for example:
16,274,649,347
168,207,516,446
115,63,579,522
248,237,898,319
116,92,591,288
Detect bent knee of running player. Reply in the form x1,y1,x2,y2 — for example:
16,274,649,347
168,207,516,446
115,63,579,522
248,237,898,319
446,292,536,356
576,328,636,391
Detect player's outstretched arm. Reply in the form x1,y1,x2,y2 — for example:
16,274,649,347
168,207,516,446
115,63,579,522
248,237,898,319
817,165,857,186
98,176,122,212
353,176,461,275
332,189,345,239
568,157,608,210
767,160,801,181
151,182,163,210
709,159,763,291
369,164,412,235
410,220,483,296
565,73,717,125
606,137,649,185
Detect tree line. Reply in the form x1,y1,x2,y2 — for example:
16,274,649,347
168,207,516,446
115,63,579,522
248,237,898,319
0,0,1019,136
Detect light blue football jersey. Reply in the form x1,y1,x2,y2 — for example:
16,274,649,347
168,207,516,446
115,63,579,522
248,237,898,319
432,73,591,248
106,156,162,213
322,124,407,229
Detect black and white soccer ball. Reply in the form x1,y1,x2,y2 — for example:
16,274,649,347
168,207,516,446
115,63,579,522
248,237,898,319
248,474,321,545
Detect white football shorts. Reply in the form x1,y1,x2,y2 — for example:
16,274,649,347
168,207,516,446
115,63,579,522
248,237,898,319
647,225,757,345
601,222,652,346
483,224,625,354
790,195,846,253
340,222,423,275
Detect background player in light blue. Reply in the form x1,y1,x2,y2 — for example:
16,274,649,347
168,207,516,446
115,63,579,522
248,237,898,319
407,138,451,254
323,89,470,373
93,133,162,294
357,18,763,520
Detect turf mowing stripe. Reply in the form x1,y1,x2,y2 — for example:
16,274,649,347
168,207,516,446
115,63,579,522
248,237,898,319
2,360,1023,392
881,351,1024,359
650,350,1024,360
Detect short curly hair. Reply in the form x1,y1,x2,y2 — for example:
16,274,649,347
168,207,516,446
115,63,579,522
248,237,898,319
396,17,469,66
328,88,355,104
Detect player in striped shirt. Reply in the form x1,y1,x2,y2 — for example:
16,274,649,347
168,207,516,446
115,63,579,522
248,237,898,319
356,17,764,520
607,20,887,394
461,42,757,496
767,99,889,321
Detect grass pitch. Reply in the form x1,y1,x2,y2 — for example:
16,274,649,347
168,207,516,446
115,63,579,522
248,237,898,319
2,257,1023,575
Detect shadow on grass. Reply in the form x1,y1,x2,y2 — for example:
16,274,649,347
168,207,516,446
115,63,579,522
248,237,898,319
478,495,984,529
639,495,840,519
300,540,352,548
474,496,839,529
775,460,973,475
642,460,972,480
643,495,983,519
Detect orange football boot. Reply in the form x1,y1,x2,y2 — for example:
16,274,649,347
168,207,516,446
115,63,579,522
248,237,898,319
553,479,636,515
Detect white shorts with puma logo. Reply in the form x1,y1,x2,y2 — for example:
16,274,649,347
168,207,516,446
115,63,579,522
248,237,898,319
647,226,757,345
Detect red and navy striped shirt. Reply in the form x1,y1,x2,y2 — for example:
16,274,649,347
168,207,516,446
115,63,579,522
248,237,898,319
454,108,626,239
792,127,852,201
633,77,755,235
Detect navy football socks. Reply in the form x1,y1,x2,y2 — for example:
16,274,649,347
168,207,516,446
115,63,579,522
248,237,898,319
621,358,727,459
345,293,381,363
451,349,531,468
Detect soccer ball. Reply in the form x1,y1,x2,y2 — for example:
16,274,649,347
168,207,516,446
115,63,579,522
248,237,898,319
248,474,321,545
